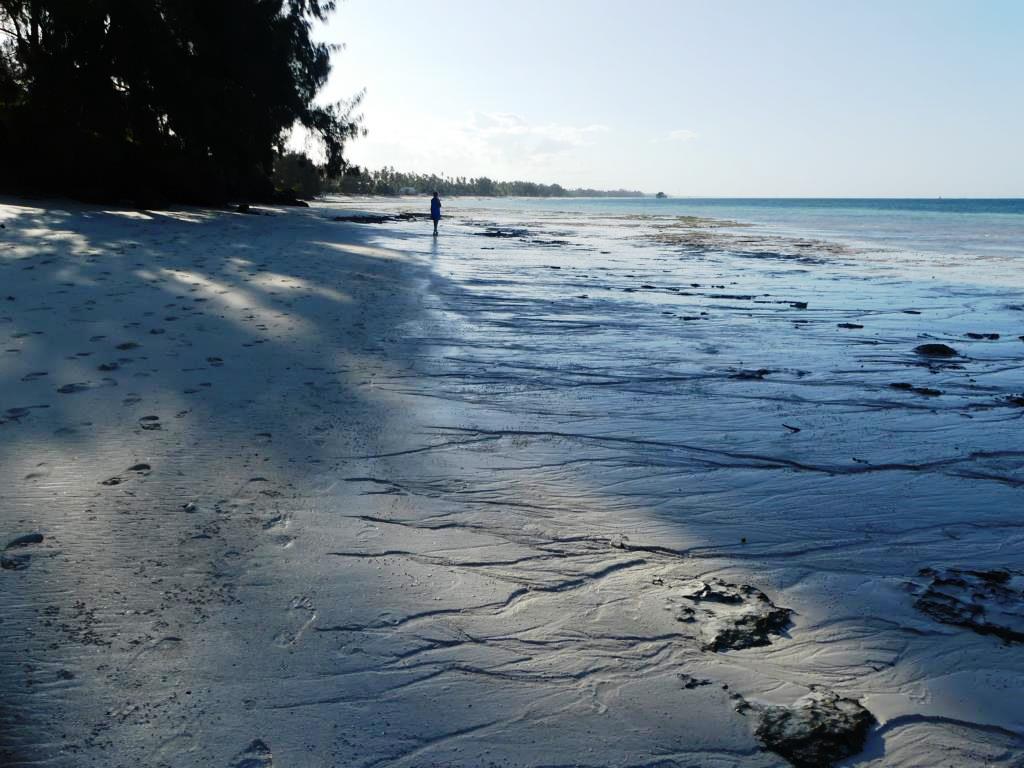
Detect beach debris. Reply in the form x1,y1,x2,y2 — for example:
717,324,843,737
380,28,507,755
965,332,1000,340
789,301,808,309
755,689,875,768
782,424,801,433
913,567,1024,643
1004,394,1024,407
675,578,792,651
914,343,958,357
182,502,198,513
231,738,273,768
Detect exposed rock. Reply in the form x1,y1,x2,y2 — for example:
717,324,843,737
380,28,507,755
679,673,712,689
731,368,772,380
890,382,942,396
914,567,1024,643
836,322,863,329
676,578,792,651
914,343,958,357
332,212,428,224
756,689,875,768
477,227,529,238
965,332,999,340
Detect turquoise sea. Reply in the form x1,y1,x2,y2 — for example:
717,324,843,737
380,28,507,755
468,197,1024,259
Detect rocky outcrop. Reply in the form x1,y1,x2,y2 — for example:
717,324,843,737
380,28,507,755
675,578,792,651
914,343,959,357
755,689,875,768
914,567,1024,643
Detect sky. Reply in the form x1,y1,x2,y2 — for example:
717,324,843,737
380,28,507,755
304,0,1024,196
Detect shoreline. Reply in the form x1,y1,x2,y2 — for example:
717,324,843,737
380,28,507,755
2,197,1023,767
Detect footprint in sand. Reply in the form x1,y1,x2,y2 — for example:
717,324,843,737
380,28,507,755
273,596,316,648
2,532,44,570
231,739,273,768
57,382,91,394
21,371,48,382
101,462,152,486
139,415,161,430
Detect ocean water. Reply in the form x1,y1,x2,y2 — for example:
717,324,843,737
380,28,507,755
454,196,1024,260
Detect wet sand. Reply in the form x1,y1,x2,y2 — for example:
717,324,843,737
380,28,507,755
1,197,1022,767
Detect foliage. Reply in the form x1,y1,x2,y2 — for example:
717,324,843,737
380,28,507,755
331,167,645,198
273,151,323,199
0,0,362,203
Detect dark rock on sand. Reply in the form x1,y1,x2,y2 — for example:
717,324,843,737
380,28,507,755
756,689,875,768
914,567,1024,643
332,212,427,224
966,332,1000,340
679,673,712,689
836,323,863,329
478,227,529,238
676,578,792,651
889,382,942,396
732,368,771,380
914,343,958,357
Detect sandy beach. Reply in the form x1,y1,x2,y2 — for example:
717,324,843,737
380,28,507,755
2,196,1023,767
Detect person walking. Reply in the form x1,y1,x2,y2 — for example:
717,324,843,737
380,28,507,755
430,191,441,236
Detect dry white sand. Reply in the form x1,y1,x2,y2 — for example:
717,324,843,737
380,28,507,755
1,197,1022,767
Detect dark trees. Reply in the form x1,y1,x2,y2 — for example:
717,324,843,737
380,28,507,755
0,0,362,203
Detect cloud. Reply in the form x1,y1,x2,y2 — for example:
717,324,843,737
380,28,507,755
461,112,609,164
669,129,699,141
343,110,611,181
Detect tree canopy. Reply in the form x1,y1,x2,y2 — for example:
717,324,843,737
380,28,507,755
333,167,645,198
0,0,362,203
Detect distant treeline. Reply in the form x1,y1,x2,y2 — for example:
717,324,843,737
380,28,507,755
0,1,362,204
328,167,645,198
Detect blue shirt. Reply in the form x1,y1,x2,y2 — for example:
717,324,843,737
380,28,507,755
430,198,441,219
